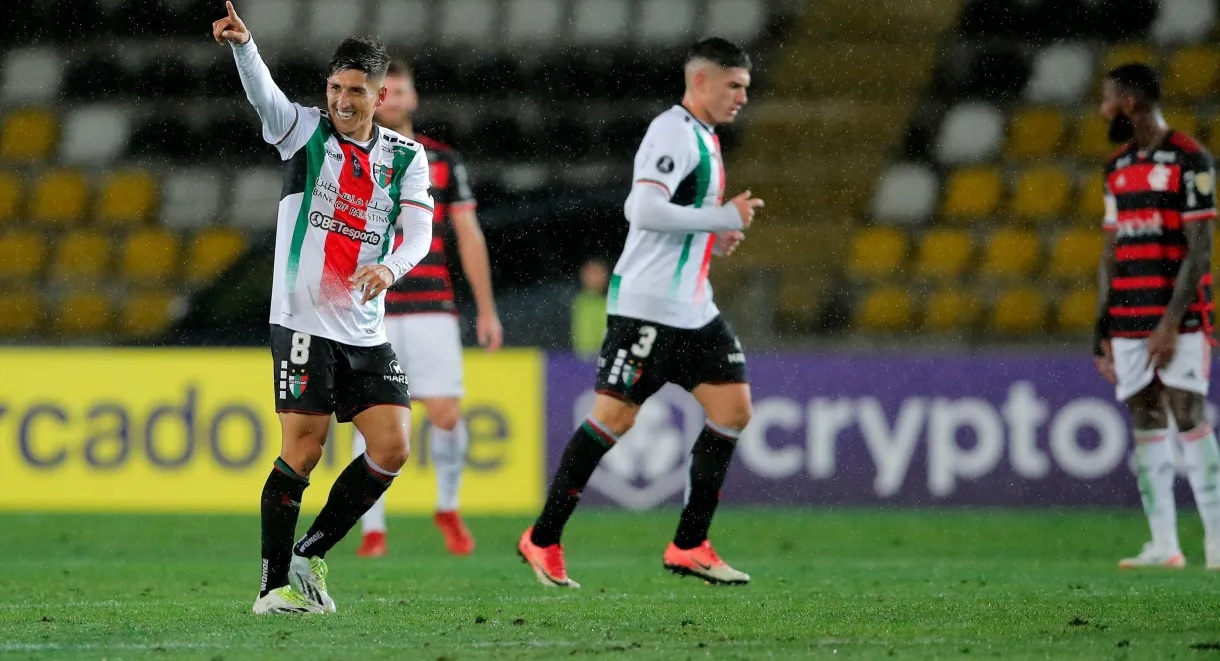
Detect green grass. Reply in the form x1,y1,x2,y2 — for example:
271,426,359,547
3,509,1220,660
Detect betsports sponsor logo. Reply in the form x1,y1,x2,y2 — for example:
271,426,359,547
308,211,381,245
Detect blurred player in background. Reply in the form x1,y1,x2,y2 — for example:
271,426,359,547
214,3,434,613
1093,63,1220,570
518,37,761,588
351,59,503,558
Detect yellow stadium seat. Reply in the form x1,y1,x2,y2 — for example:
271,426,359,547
29,169,88,225
922,287,982,332
121,228,179,284
991,287,1048,334
96,170,157,225
1164,47,1220,100
980,229,1040,279
913,229,973,280
0,172,21,223
1101,44,1158,81
1050,230,1104,281
941,167,1002,220
0,108,56,162
1056,287,1098,333
0,230,48,280
1073,115,1116,161
0,290,41,336
185,228,246,286
855,285,915,332
1007,107,1065,159
55,293,112,336
121,291,175,338
848,227,908,280
1163,107,1199,139
1011,166,1072,220
1076,171,1107,222
51,231,110,281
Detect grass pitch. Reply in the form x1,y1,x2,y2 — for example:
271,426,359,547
2,509,1220,659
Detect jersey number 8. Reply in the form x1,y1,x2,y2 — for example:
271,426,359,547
290,332,311,365
631,326,657,358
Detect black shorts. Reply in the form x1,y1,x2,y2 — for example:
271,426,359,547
270,324,410,423
595,315,748,405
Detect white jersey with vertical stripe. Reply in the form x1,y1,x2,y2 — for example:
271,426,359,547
268,107,434,347
610,105,726,329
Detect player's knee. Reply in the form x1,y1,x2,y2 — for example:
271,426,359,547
1170,394,1207,431
1131,406,1169,431
426,400,462,431
367,441,410,473
591,397,639,436
709,403,751,433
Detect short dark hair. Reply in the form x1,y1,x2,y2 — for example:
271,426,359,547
1107,62,1161,103
386,58,413,79
686,37,751,70
328,36,390,80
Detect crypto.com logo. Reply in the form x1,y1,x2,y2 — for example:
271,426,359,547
572,385,704,510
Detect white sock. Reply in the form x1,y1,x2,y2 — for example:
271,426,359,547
352,429,387,534
1134,429,1180,553
432,419,469,513
1179,423,1220,542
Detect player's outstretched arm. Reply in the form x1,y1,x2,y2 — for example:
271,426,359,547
214,1,298,149
624,184,759,234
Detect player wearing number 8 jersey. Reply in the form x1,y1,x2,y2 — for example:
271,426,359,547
518,37,762,588
213,2,432,615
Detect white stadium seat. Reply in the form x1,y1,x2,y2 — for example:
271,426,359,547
706,0,768,44
375,0,430,44
872,163,939,225
571,0,630,45
1024,43,1093,104
307,0,365,43
230,168,283,228
438,0,498,46
637,0,696,45
934,102,1004,165
58,105,130,165
238,0,298,44
504,0,564,46
1151,0,1216,45
161,169,224,229
1,47,64,104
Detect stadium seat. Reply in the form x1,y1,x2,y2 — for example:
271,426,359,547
1162,107,1199,139
160,169,222,229
1,48,63,104
872,163,938,225
913,229,974,281
1164,47,1220,100
55,293,111,336
847,227,908,280
1101,44,1157,78
95,170,156,225
185,228,246,286
1076,171,1107,221
50,231,110,281
306,0,364,43
1072,115,1115,160
1150,0,1216,45
1049,230,1104,281
29,169,88,225
230,168,282,228
504,0,564,45
637,0,695,45
1024,43,1093,104
706,0,768,45
0,231,47,280
1056,286,1098,332
1007,107,1065,159
0,171,20,223
237,0,297,44
121,228,179,284
0,290,41,336
59,105,130,164
374,0,429,43
922,287,981,332
572,0,631,45
855,286,915,332
991,287,1048,334
1011,166,1071,220
439,0,497,46
121,291,175,338
979,229,1040,279
941,167,1002,220
934,102,1004,164
0,108,56,162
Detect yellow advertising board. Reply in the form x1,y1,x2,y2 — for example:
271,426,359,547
0,349,543,514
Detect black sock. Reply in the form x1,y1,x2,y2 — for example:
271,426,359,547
530,419,616,547
293,455,395,559
260,458,309,597
674,425,737,549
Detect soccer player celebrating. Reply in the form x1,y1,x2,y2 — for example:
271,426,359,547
351,60,503,558
213,3,435,613
517,37,761,587
1093,63,1220,569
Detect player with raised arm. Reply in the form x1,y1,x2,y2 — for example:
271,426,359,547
1093,63,1220,570
212,3,435,613
351,59,503,558
517,37,761,588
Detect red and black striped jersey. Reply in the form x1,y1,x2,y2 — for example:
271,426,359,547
1103,130,1216,338
385,134,477,316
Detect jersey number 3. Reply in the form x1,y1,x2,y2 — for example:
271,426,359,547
290,332,311,365
631,326,657,358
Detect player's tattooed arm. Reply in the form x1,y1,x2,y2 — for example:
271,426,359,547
1165,219,1212,325
1093,231,1117,381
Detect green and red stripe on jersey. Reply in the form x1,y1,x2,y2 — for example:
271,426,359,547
318,141,376,305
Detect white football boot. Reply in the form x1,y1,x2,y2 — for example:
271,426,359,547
1118,542,1186,569
1206,539,1220,570
289,554,337,613
252,585,325,614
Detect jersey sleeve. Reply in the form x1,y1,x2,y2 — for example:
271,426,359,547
447,150,477,211
398,146,435,215
632,117,694,199
231,39,320,160
1102,164,1118,232
1182,151,1217,223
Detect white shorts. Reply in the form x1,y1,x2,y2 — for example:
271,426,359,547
384,313,464,399
1112,332,1212,402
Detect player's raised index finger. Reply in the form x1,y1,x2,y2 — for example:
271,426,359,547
226,1,238,20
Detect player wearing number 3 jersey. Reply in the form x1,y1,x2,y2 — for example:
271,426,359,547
518,37,762,588
214,2,432,615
